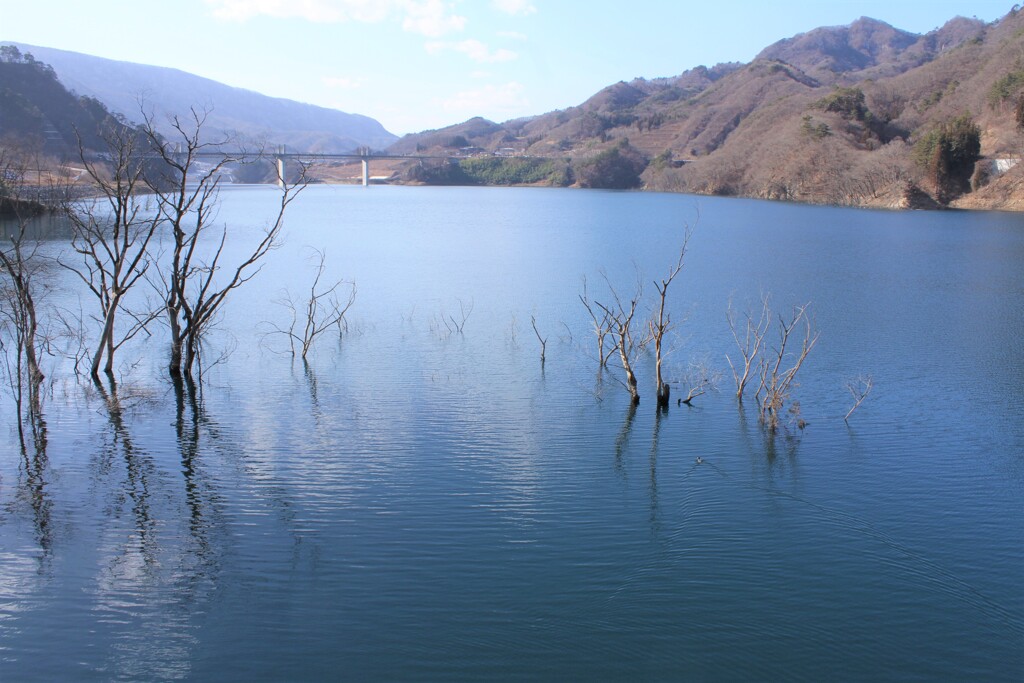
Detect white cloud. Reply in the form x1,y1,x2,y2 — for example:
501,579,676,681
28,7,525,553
425,39,517,63
441,81,528,114
205,0,466,36
492,0,537,16
402,0,466,37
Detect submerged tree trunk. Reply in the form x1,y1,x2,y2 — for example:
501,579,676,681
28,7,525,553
91,294,122,378
18,286,45,402
657,381,670,407
168,329,183,378
616,326,641,405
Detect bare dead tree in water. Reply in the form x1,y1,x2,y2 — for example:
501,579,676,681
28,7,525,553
595,270,645,404
530,314,547,365
143,108,307,379
267,247,356,358
61,123,162,379
1,149,55,559
446,298,473,334
431,298,474,338
579,276,614,368
756,303,819,432
0,150,51,439
649,231,690,407
0,245,45,439
583,225,694,406
726,294,771,403
845,374,874,422
678,358,718,406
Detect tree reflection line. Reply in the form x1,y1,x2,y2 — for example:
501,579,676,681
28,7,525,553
611,395,803,533
17,409,51,570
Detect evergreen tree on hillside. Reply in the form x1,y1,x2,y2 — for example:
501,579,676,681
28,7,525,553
0,47,131,154
573,141,648,190
912,115,981,203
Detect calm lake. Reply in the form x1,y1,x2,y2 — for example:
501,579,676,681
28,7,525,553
1,185,1022,681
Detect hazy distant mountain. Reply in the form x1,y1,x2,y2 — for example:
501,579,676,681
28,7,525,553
1,42,397,153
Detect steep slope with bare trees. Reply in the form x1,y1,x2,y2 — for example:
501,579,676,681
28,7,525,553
389,9,1024,209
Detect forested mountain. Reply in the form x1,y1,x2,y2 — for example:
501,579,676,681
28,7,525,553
0,45,131,156
1,42,398,154
390,10,1024,210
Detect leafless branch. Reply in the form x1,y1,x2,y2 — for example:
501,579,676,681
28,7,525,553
265,248,356,358
726,293,771,403
594,268,643,404
757,302,819,432
579,275,614,368
845,374,874,422
678,358,719,406
530,314,547,365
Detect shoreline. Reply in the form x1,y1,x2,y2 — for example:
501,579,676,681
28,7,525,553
299,175,1024,214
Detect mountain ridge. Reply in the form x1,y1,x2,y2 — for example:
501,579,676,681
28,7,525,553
3,12,1023,210
383,10,1024,210
0,42,398,154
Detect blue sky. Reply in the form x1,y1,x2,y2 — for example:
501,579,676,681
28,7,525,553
0,1,1011,134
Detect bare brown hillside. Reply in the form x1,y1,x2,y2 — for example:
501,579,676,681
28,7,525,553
388,9,1024,210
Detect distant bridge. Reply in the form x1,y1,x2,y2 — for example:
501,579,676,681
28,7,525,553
184,149,549,187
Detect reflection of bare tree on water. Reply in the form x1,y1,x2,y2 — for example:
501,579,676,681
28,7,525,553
762,428,802,469
93,375,158,571
172,373,220,573
174,371,319,583
84,374,225,681
66,373,226,683
648,404,668,529
89,374,223,598
302,359,323,422
732,400,801,478
613,402,638,478
1,152,60,572
17,411,52,570
611,401,669,530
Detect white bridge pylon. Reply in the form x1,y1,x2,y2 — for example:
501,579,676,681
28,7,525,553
184,148,533,186
275,150,370,186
